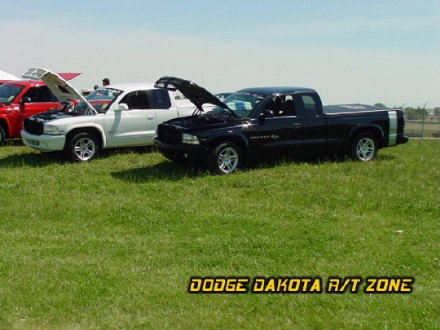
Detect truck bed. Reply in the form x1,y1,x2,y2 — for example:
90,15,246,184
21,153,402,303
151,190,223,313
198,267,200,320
323,103,393,114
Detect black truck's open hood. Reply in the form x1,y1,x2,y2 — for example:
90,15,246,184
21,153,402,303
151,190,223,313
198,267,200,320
154,76,229,111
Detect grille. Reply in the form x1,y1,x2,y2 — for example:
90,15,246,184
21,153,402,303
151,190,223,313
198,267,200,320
24,118,44,135
157,124,182,145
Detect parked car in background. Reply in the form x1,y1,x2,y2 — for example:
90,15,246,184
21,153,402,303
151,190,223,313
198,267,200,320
21,69,199,161
0,68,80,143
154,77,408,174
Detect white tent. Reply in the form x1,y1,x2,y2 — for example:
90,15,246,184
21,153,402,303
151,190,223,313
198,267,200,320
0,69,19,81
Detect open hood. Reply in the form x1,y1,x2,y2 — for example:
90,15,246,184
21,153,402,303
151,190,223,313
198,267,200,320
25,68,97,115
154,76,228,111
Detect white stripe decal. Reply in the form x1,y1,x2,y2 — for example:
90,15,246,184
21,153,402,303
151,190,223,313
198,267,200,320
388,110,397,147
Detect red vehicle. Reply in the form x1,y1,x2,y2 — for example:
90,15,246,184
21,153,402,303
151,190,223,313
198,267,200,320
0,68,80,143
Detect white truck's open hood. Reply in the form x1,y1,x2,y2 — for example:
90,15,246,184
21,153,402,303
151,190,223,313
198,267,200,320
24,68,97,115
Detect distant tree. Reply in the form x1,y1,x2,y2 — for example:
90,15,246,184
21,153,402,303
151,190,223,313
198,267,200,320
434,107,440,116
374,103,386,108
404,107,429,120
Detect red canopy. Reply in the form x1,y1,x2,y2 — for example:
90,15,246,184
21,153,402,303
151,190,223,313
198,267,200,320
57,72,81,81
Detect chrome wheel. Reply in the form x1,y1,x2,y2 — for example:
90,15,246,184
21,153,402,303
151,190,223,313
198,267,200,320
355,137,375,161
74,137,96,161
217,146,239,173
207,141,242,174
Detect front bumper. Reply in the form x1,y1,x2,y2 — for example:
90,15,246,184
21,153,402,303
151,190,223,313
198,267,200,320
21,130,66,152
153,137,207,161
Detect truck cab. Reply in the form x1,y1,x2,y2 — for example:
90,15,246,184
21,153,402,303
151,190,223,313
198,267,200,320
238,87,327,156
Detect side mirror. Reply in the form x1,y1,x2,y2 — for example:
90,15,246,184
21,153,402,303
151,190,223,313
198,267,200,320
115,103,129,111
263,110,274,118
258,110,274,122
19,97,32,113
20,97,32,105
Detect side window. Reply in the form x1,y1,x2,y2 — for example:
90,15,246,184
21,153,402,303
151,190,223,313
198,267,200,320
300,95,318,116
263,94,296,117
279,95,296,116
147,89,171,109
23,86,53,103
120,91,149,109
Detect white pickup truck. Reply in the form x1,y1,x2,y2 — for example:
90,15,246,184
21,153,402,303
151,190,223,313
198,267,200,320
21,69,197,161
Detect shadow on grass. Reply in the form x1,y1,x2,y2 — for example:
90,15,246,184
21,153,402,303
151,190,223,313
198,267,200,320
0,151,68,167
111,160,205,183
245,152,395,171
112,152,396,183
0,146,157,168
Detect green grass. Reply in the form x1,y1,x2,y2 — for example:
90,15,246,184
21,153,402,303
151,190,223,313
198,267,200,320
0,140,438,330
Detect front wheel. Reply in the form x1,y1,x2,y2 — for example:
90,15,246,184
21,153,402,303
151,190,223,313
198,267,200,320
351,133,378,161
65,132,100,162
206,141,242,174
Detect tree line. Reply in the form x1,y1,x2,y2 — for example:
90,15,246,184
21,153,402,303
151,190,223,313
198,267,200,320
374,103,440,120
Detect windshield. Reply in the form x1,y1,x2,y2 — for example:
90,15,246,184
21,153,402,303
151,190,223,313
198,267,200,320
85,87,122,112
206,91,264,118
0,83,24,104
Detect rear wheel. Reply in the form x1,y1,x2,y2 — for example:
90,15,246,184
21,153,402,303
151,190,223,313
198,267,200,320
206,141,242,174
0,126,6,145
65,132,100,162
351,132,378,161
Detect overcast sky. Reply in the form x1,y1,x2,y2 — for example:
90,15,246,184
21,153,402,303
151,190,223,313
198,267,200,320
2,0,439,106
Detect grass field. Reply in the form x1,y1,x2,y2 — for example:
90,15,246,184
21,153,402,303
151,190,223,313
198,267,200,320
0,140,438,330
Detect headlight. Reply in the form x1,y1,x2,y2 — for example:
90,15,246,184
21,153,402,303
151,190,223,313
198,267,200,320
43,125,61,135
182,133,200,145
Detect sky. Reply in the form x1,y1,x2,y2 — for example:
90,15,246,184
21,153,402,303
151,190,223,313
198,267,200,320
1,0,439,107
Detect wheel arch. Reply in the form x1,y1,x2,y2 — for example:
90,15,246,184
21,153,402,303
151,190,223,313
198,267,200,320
348,125,384,149
65,126,106,149
207,134,248,157
0,117,10,139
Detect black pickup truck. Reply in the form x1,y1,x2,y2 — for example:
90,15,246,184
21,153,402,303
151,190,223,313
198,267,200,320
154,77,408,174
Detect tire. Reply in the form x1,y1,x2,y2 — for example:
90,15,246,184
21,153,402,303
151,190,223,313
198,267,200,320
206,141,242,174
351,132,378,161
65,132,100,162
0,126,6,145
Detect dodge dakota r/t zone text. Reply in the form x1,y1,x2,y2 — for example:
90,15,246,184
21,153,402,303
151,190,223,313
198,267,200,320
153,77,408,174
21,69,198,161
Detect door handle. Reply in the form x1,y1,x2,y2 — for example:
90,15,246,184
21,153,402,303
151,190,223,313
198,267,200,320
293,123,302,129
147,115,155,120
